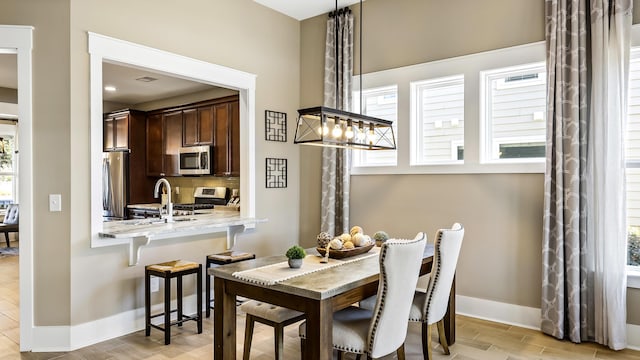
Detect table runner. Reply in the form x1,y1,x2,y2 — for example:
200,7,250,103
232,247,380,286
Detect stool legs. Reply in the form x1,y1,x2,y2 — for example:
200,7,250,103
197,264,203,333
145,269,151,336
164,274,171,345
205,259,212,318
145,265,201,345
177,275,183,327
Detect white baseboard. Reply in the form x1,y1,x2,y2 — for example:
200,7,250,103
31,294,201,352
456,295,640,351
456,294,541,330
30,293,640,352
627,323,640,350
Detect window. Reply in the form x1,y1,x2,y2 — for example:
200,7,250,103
626,48,640,269
352,86,398,167
350,41,545,175
481,62,546,162
0,132,16,207
411,75,464,165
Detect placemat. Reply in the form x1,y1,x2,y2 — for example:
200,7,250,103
232,247,380,286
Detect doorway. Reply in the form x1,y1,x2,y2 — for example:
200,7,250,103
0,25,34,352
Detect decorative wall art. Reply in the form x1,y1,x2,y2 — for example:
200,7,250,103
265,110,287,142
265,158,287,188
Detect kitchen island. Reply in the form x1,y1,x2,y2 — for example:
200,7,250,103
96,210,266,266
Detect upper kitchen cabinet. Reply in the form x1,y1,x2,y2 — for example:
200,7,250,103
213,99,240,176
103,109,145,151
183,106,214,146
146,110,183,177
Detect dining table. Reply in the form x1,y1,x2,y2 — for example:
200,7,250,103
211,243,455,360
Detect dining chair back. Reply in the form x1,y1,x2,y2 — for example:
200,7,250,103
411,223,464,360
298,232,427,360
368,232,427,359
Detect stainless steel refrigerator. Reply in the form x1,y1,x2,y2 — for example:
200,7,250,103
102,151,129,221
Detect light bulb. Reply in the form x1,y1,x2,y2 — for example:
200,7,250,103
356,123,366,141
345,125,354,139
332,124,343,138
367,124,376,142
322,123,329,136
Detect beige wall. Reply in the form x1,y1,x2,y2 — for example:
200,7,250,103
1,0,73,326
3,0,301,329
300,0,640,325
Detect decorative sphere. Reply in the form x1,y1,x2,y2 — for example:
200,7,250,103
352,233,366,247
317,232,332,248
350,226,363,237
329,238,343,250
339,233,352,242
373,231,389,246
362,235,373,246
343,241,355,249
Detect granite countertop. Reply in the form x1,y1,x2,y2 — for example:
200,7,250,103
96,210,267,266
100,210,261,239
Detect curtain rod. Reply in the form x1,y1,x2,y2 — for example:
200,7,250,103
328,7,351,18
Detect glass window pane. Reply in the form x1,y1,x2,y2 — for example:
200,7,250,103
0,136,14,172
412,75,464,165
353,86,398,167
483,63,546,161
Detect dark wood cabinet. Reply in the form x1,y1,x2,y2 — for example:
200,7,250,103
146,95,238,177
183,106,214,146
213,100,240,176
103,109,155,205
104,110,144,151
146,111,183,177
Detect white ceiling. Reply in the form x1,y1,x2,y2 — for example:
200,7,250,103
102,62,215,105
254,0,363,20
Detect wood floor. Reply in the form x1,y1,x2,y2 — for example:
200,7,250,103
2,247,640,359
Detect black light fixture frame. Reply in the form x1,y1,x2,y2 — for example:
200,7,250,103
293,0,396,151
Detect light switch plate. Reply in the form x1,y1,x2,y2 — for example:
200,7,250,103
49,194,61,212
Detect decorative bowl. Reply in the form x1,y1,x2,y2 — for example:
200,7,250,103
316,243,374,259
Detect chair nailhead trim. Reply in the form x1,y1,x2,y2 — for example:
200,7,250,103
424,230,445,323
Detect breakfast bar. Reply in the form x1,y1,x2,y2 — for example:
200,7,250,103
95,211,266,266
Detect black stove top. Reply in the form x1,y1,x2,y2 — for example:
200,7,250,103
173,203,217,210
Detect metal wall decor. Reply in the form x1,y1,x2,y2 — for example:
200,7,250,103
265,158,287,188
265,110,287,142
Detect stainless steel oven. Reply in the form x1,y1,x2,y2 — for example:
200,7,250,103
179,145,212,175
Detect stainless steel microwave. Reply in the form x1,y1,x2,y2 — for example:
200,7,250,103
179,145,212,175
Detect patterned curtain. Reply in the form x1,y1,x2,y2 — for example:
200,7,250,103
321,10,353,236
542,0,631,350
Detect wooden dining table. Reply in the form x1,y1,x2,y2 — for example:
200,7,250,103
211,244,455,360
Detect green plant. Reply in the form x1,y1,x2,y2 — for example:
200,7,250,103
629,231,640,266
286,245,306,260
373,231,389,242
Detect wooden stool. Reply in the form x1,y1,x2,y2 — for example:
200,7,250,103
240,300,305,360
205,251,255,318
145,260,202,345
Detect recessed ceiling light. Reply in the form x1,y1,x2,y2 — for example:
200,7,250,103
136,76,158,82
104,85,117,92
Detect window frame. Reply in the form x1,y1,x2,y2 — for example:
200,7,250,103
410,74,465,166
351,41,546,176
480,62,547,164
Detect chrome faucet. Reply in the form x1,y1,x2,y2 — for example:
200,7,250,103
154,178,173,223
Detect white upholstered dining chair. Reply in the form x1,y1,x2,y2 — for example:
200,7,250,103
360,223,464,360
299,232,426,360
412,223,464,360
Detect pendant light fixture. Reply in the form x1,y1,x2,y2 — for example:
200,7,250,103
294,0,396,150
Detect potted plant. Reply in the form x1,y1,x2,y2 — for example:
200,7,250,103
373,231,390,247
286,245,306,268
